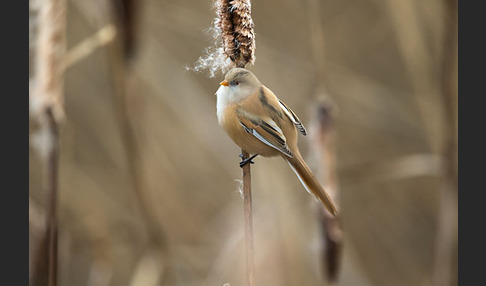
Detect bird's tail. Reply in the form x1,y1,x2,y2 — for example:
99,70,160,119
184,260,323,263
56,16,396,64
284,154,338,216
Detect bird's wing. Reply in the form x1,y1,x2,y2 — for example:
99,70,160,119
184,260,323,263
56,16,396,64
277,99,307,136
236,109,293,158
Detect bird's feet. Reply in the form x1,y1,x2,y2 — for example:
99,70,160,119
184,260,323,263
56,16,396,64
239,153,259,168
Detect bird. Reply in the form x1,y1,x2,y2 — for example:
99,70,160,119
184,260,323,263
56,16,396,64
215,67,338,216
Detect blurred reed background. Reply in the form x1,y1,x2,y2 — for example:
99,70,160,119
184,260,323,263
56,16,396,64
29,0,458,285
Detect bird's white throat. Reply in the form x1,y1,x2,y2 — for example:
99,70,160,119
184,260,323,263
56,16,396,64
216,84,256,125
216,85,238,124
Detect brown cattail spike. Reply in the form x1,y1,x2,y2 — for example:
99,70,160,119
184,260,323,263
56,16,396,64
217,0,255,68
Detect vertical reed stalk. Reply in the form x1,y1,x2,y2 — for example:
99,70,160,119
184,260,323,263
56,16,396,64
45,108,60,286
306,0,343,283
105,2,172,282
309,101,343,285
241,150,255,286
31,0,66,285
216,1,256,284
432,1,458,285
196,0,256,282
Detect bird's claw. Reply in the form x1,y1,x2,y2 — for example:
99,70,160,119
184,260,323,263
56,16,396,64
239,153,258,168
239,158,255,168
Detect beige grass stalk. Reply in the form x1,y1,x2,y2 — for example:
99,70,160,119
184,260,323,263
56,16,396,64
31,0,66,285
308,101,343,285
104,3,172,282
62,24,116,72
306,0,343,283
216,1,256,285
432,1,458,285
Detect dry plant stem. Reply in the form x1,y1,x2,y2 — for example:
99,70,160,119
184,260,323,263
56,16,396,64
112,0,137,57
105,5,172,282
62,24,116,72
241,150,255,286
32,0,66,121
306,0,329,90
313,103,343,284
306,0,343,282
320,210,342,284
107,31,168,246
32,0,66,284
432,1,458,285
46,108,60,286
110,41,168,248
32,110,61,286
321,146,342,285
384,0,442,153
216,1,255,284
216,0,256,284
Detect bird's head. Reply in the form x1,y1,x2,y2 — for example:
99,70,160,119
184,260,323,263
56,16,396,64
216,68,261,103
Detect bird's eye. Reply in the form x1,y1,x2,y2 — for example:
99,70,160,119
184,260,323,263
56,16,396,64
234,81,239,85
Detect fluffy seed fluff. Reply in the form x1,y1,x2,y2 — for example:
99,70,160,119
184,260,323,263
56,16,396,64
235,179,244,199
191,0,255,77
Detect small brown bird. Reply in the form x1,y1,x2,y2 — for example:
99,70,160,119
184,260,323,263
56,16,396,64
216,68,338,216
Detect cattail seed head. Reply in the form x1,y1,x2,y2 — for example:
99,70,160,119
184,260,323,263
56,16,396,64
192,0,255,77
217,0,255,68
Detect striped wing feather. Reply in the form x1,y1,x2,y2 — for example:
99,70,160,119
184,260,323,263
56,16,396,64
237,112,293,158
278,99,307,136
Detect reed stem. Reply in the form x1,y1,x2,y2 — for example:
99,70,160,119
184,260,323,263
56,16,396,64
32,0,66,284
241,150,255,286
45,108,59,286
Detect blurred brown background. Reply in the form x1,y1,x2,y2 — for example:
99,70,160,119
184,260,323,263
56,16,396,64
29,0,458,285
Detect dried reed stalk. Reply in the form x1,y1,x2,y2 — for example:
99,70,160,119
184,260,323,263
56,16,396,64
309,101,343,285
216,1,256,285
306,0,328,91
45,108,60,286
111,0,137,58
432,1,458,285
31,0,66,285
104,2,172,282
306,0,343,283
62,24,116,72
31,0,66,121
241,150,255,286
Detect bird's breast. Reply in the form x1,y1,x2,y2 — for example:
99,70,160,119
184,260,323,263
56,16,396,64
216,86,232,125
218,104,280,157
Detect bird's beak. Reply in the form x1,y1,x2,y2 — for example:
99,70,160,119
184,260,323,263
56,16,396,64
220,80,229,86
